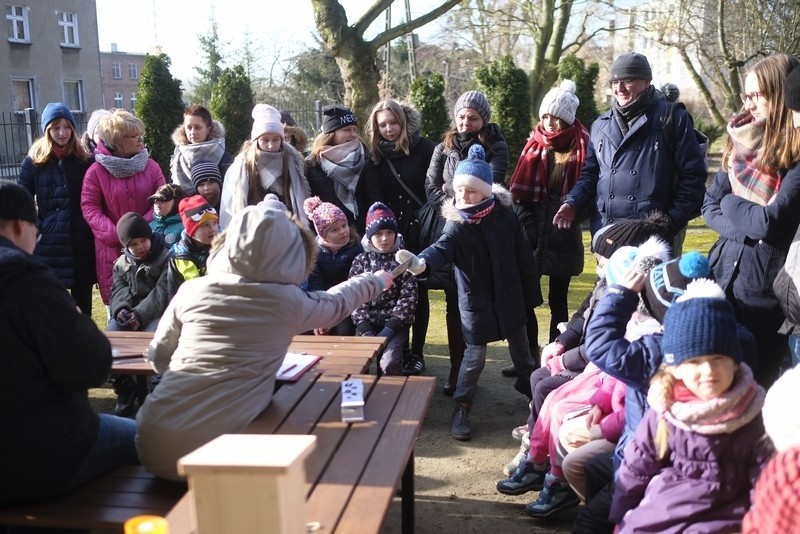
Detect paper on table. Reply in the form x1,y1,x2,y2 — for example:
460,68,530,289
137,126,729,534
276,352,321,382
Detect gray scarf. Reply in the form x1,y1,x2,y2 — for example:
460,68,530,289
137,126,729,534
95,148,151,178
171,137,226,191
319,139,364,218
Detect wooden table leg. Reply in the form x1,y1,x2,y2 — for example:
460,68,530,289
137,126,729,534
401,450,414,534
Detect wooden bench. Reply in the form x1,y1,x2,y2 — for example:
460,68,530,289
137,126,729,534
0,465,186,530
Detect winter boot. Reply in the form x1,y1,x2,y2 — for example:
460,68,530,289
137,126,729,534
451,401,472,441
112,374,137,418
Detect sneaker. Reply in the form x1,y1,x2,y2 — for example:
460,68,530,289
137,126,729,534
511,424,529,441
403,356,425,376
503,434,531,477
525,474,580,518
496,461,547,495
451,402,472,441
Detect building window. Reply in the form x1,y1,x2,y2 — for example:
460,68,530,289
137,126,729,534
128,63,138,80
112,62,121,79
58,11,79,47
63,81,84,112
130,94,136,110
6,5,29,42
114,92,123,108
11,78,33,111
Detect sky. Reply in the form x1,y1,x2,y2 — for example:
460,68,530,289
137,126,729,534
95,0,446,85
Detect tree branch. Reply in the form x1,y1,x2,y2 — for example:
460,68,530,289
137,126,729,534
369,0,462,49
355,0,394,36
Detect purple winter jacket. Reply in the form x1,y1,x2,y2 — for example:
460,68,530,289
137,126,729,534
612,408,771,533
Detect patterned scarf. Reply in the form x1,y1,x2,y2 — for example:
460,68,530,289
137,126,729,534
509,121,589,203
454,196,495,223
95,148,150,178
726,111,779,206
647,363,765,435
319,139,365,218
172,137,226,189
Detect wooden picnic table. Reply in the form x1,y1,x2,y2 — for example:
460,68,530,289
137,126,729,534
166,372,436,533
106,331,387,377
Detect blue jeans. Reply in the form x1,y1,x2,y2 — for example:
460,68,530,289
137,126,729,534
789,335,800,368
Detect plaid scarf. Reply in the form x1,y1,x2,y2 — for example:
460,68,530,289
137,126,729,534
727,111,780,206
454,196,495,223
509,121,589,203
319,139,365,218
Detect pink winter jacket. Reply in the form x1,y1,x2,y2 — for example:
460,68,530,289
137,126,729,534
81,146,164,304
589,375,626,443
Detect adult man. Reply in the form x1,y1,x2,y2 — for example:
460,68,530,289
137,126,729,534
0,181,138,506
553,52,706,248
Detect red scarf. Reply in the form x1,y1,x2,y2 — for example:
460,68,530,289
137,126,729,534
509,120,589,203
51,145,66,160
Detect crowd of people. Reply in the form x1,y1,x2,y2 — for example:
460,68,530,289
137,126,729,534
2,49,800,533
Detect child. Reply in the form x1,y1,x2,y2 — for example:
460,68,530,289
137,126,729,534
107,212,171,417
220,103,309,229
349,202,417,376
612,280,770,532
304,196,363,335
190,159,223,212
398,144,539,440
148,183,186,248
135,197,396,480
167,195,219,299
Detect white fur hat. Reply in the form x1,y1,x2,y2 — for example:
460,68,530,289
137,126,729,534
539,80,579,125
250,104,284,141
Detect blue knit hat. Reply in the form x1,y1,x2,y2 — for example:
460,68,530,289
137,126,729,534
661,279,741,366
41,102,75,130
642,251,711,323
365,202,398,241
453,144,493,199
603,235,671,286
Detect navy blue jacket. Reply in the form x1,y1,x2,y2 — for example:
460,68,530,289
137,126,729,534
565,97,706,235
307,232,363,292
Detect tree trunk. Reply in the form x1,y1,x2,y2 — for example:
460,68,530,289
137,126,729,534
678,48,726,125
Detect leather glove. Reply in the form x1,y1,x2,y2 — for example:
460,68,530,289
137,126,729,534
395,250,426,275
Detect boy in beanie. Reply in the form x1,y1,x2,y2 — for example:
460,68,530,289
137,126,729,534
190,159,223,212
0,181,138,503
304,196,363,335
168,195,219,298
348,202,417,375
396,145,540,440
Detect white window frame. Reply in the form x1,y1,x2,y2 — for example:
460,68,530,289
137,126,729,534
11,77,34,112
6,5,29,43
57,11,79,47
111,62,121,79
129,93,137,110
113,92,123,108
62,80,84,113
128,63,138,80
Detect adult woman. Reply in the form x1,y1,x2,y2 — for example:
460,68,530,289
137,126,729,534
18,102,96,313
365,100,435,375
425,90,518,394
169,104,234,194
702,53,800,387
81,109,165,306
220,103,310,229
509,81,589,342
306,104,381,234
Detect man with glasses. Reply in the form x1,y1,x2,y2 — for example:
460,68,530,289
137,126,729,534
553,52,706,252
0,180,139,506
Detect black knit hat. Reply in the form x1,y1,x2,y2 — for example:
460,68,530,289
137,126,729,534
0,180,37,225
641,251,711,323
190,160,223,189
321,105,357,134
785,65,800,111
591,212,672,259
116,212,153,246
610,52,653,81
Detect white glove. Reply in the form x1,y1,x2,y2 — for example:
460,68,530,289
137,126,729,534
395,249,426,275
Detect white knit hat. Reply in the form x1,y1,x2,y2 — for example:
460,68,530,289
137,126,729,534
538,80,579,125
250,104,284,141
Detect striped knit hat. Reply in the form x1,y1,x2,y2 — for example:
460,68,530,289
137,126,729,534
190,160,223,189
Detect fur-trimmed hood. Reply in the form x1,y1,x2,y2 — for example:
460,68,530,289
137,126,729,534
401,103,422,137
440,183,512,223
284,125,309,153
171,120,227,147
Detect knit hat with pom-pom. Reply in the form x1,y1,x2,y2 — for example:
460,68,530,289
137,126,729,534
364,202,398,241
603,235,672,286
453,144,494,199
539,80,580,125
303,196,347,238
641,251,711,323
661,279,741,365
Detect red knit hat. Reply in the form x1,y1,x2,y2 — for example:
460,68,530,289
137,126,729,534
742,446,800,533
179,195,218,238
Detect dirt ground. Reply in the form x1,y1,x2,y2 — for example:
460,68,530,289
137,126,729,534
381,342,574,534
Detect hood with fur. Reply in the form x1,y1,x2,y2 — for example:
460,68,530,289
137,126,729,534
441,183,512,223
171,120,227,147
401,103,422,137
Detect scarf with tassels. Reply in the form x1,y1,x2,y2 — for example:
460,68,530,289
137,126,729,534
509,121,589,203
454,196,495,223
319,139,365,218
727,111,780,206
647,363,765,435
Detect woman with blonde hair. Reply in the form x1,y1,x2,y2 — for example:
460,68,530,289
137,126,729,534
702,52,800,387
81,109,165,306
18,102,96,313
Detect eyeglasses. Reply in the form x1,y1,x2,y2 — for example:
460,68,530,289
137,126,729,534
609,79,636,89
188,207,217,222
740,92,763,105
124,133,143,141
